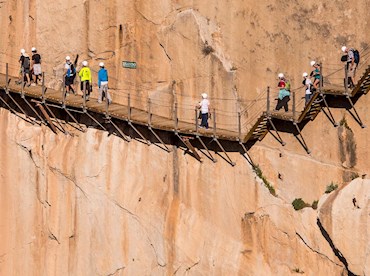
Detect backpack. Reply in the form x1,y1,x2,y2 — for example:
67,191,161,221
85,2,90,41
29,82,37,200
70,63,76,75
23,57,30,69
353,49,360,64
285,80,291,91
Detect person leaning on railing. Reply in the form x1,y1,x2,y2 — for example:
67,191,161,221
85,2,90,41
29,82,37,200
275,73,290,112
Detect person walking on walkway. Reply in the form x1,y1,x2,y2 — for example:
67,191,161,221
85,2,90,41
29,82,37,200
341,46,358,88
22,53,31,87
275,73,290,112
310,61,321,91
31,47,42,86
198,93,210,129
64,56,76,95
79,60,92,100
302,72,313,105
16,49,26,84
97,62,112,104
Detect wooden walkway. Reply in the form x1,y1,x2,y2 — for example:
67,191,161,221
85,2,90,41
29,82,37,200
0,63,370,155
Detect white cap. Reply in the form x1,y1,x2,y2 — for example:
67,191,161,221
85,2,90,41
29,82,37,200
65,56,71,61
31,47,36,52
99,62,104,67
310,60,316,66
278,73,284,78
341,46,347,52
302,72,308,77
20,49,25,54
201,93,208,99
82,60,88,66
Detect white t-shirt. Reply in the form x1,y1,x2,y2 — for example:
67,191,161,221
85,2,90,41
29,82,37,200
305,78,312,94
200,99,210,114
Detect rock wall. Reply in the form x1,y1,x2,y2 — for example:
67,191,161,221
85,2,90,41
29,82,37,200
0,0,370,275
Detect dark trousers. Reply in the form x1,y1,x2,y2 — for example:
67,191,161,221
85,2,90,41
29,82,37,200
275,96,290,112
305,94,312,105
80,81,91,95
201,113,209,128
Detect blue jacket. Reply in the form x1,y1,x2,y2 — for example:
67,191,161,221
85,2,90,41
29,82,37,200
98,68,108,87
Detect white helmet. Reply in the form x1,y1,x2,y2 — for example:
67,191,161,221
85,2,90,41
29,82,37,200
99,62,104,67
65,56,71,61
310,60,316,66
278,73,284,78
302,72,308,77
201,93,208,99
82,60,88,66
31,47,36,52
20,48,26,54
341,46,347,52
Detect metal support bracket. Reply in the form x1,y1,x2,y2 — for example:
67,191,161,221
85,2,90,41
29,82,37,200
6,93,38,125
35,103,59,134
22,97,45,125
64,108,86,132
293,122,311,154
127,120,150,145
238,141,254,167
196,135,217,163
44,103,68,134
320,94,338,127
346,95,366,128
84,110,107,131
176,134,202,162
0,93,34,124
108,119,131,142
148,126,172,152
212,137,236,166
267,117,286,146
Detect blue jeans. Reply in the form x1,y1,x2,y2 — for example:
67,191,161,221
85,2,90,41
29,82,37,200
201,113,209,128
305,94,312,105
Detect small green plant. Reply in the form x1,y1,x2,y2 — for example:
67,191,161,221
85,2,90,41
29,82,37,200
325,182,338,194
253,164,276,197
311,200,319,210
292,198,311,211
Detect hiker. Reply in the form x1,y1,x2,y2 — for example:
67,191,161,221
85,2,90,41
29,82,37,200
341,46,359,88
31,47,42,86
22,53,31,86
78,60,92,100
64,56,76,94
310,61,321,90
98,62,112,104
16,49,26,84
197,93,210,129
302,72,313,105
275,73,290,112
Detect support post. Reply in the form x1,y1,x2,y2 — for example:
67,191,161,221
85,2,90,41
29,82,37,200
35,103,58,133
174,102,178,132
5,63,9,93
61,74,66,106
294,123,311,154
346,95,366,128
268,117,286,146
105,86,109,119
21,67,25,98
213,108,216,138
128,93,131,121
42,72,45,103
292,91,296,122
147,98,151,126
195,107,198,133
267,86,270,115
83,81,86,110
238,111,242,141
344,64,349,95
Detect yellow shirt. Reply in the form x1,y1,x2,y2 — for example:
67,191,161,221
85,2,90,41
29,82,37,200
79,67,92,82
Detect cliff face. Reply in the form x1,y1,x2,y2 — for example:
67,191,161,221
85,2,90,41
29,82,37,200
0,0,370,275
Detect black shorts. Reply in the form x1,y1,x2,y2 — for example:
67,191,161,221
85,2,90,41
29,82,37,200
65,75,75,86
23,67,30,74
